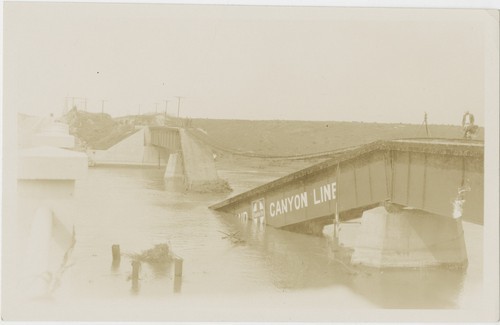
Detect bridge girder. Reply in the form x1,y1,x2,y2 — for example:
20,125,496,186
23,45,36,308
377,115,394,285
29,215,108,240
211,139,484,227
149,126,182,152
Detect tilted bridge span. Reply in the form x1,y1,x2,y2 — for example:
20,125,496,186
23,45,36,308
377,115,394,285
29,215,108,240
210,138,483,268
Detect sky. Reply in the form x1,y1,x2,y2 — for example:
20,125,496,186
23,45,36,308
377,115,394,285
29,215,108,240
3,3,497,125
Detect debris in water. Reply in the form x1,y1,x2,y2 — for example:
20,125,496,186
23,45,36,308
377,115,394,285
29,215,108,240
187,179,232,193
129,243,172,264
218,230,246,245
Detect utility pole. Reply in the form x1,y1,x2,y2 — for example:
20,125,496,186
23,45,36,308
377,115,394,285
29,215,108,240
423,112,430,137
65,97,93,111
101,100,106,114
176,97,181,117
164,100,170,122
175,96,183,118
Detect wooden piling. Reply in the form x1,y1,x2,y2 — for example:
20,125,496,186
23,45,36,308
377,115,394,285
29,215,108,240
174,257,183,277
173,256,183,293
111,259,120,271
112,244,121,261
131,260,141,280
173,275,182,293
131,260,141,294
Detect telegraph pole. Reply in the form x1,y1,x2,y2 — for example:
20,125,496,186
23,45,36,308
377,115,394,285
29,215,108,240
175,96,183,118
165,100,169,115
101,100,107,114
422,112,430,137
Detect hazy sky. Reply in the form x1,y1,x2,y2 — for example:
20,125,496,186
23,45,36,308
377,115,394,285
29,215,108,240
4,3,495,125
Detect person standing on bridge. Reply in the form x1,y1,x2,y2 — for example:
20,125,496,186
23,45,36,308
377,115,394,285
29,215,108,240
462,111,477,139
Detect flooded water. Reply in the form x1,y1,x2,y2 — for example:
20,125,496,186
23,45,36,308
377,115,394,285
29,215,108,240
8,164,483,321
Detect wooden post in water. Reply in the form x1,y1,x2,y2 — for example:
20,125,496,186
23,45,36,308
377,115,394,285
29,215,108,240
112,244,121,261
174,256,183,277
132,261,141,279
173,256,183,293
111,244,121,270
131,260,141,293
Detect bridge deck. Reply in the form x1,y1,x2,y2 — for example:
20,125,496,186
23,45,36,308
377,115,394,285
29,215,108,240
211,138,484,226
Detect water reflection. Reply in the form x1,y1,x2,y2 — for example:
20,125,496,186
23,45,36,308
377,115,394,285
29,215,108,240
350,266,466,309
110,260,120,272
130,261,141,295
173,276,182,293
148,262,170,278
217,210,471,308
130,278,140,295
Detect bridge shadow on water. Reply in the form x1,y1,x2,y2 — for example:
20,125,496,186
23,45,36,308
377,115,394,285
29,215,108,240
218,212,467,309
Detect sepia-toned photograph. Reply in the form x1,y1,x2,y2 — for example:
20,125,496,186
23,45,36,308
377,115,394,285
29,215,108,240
2,1,499,322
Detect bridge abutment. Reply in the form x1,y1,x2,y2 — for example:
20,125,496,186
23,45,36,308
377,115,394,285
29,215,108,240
164,152,184,180
13,121,88,300
351,206,468,268
157,128,231,192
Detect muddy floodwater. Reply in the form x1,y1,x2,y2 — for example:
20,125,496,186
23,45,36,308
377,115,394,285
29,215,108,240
8,164,483,321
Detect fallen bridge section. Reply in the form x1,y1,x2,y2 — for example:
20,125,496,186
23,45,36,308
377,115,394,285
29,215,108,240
210,138,483,267
210,138,484,227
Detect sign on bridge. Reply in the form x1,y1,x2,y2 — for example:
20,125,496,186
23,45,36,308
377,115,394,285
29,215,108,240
236,180,338,227
268,182,337,217
252,198,266,219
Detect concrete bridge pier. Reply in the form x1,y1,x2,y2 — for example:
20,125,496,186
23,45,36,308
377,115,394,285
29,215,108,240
164,152,184,180
351,205,468,268
153,127,230,192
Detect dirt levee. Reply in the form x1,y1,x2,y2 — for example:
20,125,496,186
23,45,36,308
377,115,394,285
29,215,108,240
190,119,484,157
59,110,484,158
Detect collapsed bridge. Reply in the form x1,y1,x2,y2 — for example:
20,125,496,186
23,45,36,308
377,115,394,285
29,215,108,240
210,138,484,268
